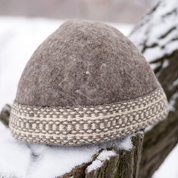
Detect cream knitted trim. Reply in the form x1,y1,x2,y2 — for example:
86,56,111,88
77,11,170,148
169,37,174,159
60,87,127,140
9,87,168,146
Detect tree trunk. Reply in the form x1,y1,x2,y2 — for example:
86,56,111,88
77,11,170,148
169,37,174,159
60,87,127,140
138,50,178,178
0,104,11,128
70,133,144,178
129,1,178,177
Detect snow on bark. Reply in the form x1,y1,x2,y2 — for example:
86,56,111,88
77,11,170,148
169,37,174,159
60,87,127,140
128,1,178,178
129,0,178,66
86,150,116,173
129,0,178,111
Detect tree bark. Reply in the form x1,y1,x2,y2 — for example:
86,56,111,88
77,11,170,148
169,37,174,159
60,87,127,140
0,104,11,128
58,132,144,178
138,49,178,178
129,1,178,177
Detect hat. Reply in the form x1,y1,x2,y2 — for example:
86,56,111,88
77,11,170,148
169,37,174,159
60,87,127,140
9,20,168,146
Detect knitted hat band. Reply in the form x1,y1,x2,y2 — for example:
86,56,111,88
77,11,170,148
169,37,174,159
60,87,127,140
9,87,168,146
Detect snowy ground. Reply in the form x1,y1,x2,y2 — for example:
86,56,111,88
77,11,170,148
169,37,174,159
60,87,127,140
0,17,134,178
0,16,177,178
152,143,178,178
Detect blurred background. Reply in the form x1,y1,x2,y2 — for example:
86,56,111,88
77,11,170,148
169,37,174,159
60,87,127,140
0,0,158,23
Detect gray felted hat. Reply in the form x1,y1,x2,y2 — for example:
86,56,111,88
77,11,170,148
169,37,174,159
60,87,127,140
9,20,168,146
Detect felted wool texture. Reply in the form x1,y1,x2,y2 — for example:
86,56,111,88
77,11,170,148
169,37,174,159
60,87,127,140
15,20,160,107
9,20,169,146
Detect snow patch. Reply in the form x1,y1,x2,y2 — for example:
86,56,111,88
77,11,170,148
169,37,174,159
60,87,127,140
152,144,178,178
165,40,178,54
97,150,116,161
162,59,169,69
86,150,116,172
87,160,103,172
129,0,178,63
0,124,31,178
145,125,154,132
117,134,134,150
0,121,135,178
0,123,99,178
168,91,178,111
150,62,161,70
86,133,137,173
144,46,163,63
129,1,178,177
169,78,178,90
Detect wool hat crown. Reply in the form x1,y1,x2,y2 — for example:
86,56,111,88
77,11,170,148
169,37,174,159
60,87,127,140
9,20,168,146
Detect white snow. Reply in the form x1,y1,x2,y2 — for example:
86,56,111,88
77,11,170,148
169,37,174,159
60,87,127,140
129,1,178,177
97,150,116,160
145,125,154,133
150,62,161,71
144,46,163,62
129,0,178,63
158,29,178,47
86,150,116,173
0,120,135,178
169,78,178,90
0,124,31,178
86,132,137,173
152,143,178,178
0,16,133,178
117,133,134,150
87,160,103,172
162,59,169,69
168,91,178,111
165,40,178,54
0,122,99,178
